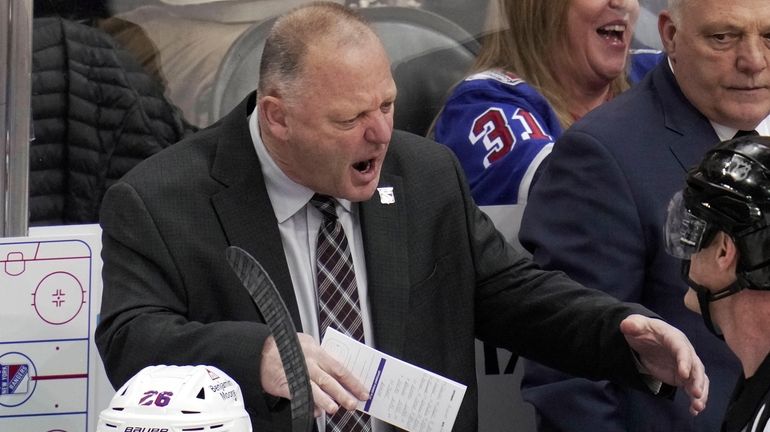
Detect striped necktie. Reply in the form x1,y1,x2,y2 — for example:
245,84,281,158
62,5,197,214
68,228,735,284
310,194,371,432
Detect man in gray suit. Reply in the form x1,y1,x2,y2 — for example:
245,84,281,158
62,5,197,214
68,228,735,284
95,3,708,432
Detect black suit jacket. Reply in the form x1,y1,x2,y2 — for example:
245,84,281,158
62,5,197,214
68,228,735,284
97,92,663,432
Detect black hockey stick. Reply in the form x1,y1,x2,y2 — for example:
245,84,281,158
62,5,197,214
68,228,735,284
225,246,314,432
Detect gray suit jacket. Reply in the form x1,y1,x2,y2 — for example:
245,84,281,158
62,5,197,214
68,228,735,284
96,93,662,432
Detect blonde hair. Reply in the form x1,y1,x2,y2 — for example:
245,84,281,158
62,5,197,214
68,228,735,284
472,0,630,129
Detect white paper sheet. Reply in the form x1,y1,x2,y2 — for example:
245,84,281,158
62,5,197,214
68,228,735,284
321,328,466,432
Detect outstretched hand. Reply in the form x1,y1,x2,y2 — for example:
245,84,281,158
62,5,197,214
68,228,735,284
621,314,709,415
260,333,369,417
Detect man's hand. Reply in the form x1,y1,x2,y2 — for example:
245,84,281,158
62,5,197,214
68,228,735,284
260,333,369,417
621,314,709,415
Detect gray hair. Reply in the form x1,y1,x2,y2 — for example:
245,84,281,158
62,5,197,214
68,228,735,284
666,0,688,23
258,2,375,101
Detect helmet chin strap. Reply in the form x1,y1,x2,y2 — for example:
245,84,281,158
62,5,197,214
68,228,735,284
681,261,745,340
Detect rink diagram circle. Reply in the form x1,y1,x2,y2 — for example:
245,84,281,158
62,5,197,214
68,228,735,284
32,272,86,325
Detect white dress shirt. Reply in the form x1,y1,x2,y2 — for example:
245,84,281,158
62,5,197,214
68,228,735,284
711,119,770,142
248,106,381,431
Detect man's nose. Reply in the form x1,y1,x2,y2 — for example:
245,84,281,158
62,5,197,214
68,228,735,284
736,36,769,75
364,111,393,144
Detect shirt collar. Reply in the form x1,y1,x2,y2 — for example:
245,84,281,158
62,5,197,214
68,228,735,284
668,57,770,140
710,118,770,142
248,105,353,222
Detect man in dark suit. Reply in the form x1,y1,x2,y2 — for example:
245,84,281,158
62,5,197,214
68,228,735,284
95,3,709,432
519,0,770,431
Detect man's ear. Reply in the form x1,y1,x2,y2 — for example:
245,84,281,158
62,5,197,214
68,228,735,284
658,10,677,58
715,232,739,273
259,95,290,141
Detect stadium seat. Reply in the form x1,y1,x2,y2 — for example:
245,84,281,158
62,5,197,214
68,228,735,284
209,6,479,136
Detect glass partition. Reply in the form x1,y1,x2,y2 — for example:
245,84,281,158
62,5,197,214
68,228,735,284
4,0,668,233
0,2,668,431
1,0,32,237
93,0,488,128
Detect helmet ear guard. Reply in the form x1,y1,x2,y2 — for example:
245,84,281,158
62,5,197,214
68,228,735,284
97,365,252,432
735,226,770,289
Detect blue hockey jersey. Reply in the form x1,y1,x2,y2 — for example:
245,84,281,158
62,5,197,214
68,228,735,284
433,50,663,251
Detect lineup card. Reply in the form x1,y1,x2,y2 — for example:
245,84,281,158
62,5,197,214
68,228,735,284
321,328,466,432
0,225,107,432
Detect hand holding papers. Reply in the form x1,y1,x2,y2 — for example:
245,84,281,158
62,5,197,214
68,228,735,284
321,328,467,432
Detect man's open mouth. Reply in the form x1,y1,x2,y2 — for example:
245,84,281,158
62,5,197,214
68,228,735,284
353,159,373,173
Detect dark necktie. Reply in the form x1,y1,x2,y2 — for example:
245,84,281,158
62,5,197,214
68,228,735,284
310,194,371,432
733,129,759,139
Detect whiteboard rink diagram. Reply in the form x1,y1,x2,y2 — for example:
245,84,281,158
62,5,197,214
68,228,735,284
0,238,93,432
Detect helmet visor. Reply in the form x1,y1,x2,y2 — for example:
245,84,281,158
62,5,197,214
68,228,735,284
665,190,711,259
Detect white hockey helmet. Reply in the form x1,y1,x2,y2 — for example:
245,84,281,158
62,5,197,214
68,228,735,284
97,365,252,432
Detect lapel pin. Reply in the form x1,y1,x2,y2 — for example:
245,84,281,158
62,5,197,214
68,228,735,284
377,187,395,204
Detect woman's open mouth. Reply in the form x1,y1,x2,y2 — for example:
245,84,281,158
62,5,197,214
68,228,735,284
597,24,626,43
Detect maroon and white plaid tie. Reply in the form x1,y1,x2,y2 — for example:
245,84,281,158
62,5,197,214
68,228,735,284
311,194,372,432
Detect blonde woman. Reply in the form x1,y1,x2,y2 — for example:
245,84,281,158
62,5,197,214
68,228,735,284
432,0,659,251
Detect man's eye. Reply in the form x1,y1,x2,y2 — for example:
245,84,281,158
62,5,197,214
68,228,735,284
711,33,734,43
381,102,394,113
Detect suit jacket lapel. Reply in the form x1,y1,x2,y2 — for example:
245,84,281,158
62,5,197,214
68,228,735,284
361,173,409,358
210,93,303,327
653,60,720,171
207,93,411,346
